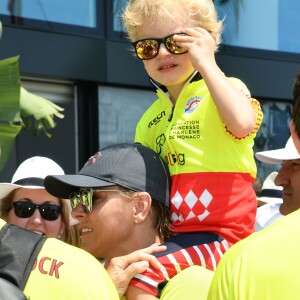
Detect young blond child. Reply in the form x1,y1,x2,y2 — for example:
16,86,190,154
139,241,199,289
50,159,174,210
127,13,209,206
122,0,263,298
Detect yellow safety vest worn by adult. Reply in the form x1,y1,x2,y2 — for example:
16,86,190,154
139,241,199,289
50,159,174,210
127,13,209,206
0,219,119,300
135,73,262,244
208,209,300,300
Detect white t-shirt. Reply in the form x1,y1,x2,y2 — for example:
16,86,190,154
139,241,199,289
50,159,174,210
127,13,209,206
255,203,283,231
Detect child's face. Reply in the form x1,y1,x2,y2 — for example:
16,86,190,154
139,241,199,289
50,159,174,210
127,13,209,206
136,20,195,99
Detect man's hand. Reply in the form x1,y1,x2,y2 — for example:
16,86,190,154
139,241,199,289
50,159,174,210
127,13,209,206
106,244,166,299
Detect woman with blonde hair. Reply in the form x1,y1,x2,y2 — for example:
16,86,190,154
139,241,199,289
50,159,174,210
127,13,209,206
0,156,80,246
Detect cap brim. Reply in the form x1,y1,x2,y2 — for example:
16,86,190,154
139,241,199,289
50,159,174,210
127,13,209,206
255,148,300,164
255,138,300,164
0,183,44,199
44,175,116,199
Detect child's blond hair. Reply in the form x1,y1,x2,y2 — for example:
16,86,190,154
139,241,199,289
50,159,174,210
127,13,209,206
122,0,223,48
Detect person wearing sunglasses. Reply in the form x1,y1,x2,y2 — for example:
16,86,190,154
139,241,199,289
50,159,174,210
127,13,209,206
0,155,167,299
0,156,80,246
122,0,263,298
44,143,171,259
44,143,178,294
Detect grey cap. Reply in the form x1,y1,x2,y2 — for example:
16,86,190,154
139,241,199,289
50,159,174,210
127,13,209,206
44,143,170,207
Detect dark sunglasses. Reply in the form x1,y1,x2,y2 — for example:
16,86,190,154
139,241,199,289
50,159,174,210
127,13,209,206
12,201,62,221
132,33,188,60
69,188,128,213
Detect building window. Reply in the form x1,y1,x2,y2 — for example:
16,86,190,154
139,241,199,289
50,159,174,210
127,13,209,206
111,0,300,55
216,0,300,54
113,0,127,32
254,100,292,181
98,86,154,148
0,0,103,36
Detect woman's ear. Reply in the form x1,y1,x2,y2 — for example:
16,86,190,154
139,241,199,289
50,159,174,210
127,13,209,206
132,192,152,224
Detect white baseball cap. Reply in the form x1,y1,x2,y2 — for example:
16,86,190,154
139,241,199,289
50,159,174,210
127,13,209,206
255,137,300,164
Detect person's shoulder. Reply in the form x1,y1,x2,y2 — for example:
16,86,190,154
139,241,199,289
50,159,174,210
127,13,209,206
161,266,214,300
230,209,300,258
41,237,101,265
209,209,300,299
136,97,167,128
143,96,166,114
255,208,300,239
26,238,119,299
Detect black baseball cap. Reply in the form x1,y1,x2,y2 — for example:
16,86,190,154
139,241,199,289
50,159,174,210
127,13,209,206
44,143,170,207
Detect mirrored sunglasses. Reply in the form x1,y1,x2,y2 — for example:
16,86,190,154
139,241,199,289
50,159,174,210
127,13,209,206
13,201,62,221
132,33,188,60
69,188,129,213
69,188,93,213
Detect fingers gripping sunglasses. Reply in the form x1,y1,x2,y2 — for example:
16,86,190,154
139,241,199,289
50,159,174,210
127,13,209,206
13,201,62,221
132,33,188,60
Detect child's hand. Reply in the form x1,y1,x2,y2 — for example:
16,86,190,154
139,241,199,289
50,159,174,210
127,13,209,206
174,27,217,72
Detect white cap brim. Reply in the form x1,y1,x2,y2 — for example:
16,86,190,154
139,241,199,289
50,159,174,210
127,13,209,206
0,183,44,199
255,137,300,164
